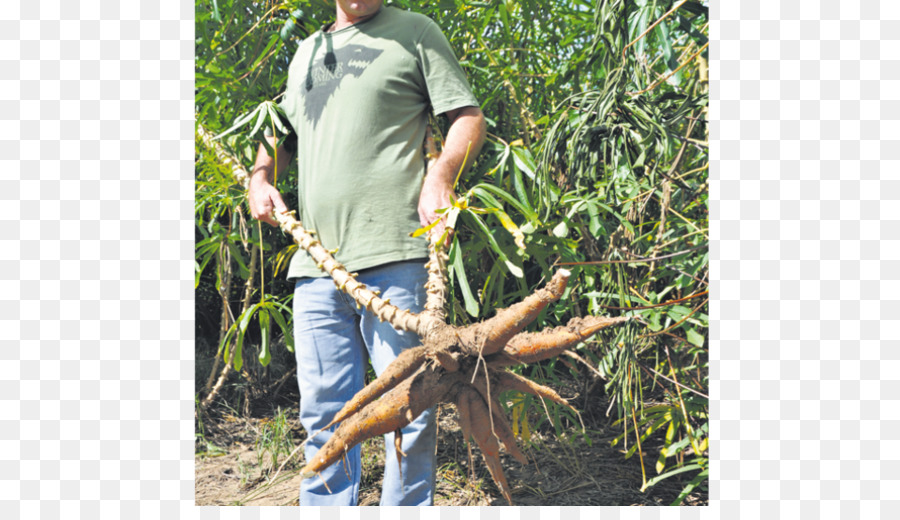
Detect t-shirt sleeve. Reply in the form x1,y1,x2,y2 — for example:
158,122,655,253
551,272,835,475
415,20,480,116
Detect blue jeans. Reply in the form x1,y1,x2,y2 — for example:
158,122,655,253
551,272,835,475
293,259,436,506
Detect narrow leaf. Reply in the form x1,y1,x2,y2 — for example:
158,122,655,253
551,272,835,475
249,102,269,137
213,106,260,140
258,308,271,366
268,304,295,353
494,210,526,250
467,212,523,277
450,236,479,317
642,464,704,491
511,147,536,179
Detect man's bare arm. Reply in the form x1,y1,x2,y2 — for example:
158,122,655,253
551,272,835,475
248,134,294,227
418,106,487,236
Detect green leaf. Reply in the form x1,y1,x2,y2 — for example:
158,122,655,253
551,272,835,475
409,217,441,238
667,305,691,322
211,0,221,23
642,464,704,492
232,302,262,372
238,302,261,334
258,308,271,366
485,142,509,176
267,102,290,135
280,18,296,42
218,323,236,359
194,242,220,288
586,201,603,237
472,183,538,224
656,419,677,474
467,212,523,277
643,310,662,331
552,220,568,238
249,101,269,137
233,330,244,372
657,19,680,86
632,1,650,58
633,149,646,169
686,327,705,347
213,106,260,140
268,304,295,353
450,236,479,317
665,422,709,457
227,242,250,278
249,34,282,71
669,468,709,506
494,209,525,250
510,147,536,179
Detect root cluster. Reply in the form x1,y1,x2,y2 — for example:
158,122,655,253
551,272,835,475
198,124,632,505
286,235,631,505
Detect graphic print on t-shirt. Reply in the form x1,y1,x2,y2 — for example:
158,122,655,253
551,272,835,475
303,43,384,127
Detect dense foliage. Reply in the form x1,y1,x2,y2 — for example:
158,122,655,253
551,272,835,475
196,0,708,504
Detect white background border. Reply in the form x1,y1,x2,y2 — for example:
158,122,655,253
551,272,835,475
3,0,895,518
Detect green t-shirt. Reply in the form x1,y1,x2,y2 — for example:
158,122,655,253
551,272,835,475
279,6,479,279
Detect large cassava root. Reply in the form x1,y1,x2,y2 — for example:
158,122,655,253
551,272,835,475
197,122,633,505
283,259,630,506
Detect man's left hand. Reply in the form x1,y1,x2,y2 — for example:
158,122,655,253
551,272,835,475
417,106,487,242
418,163,456,240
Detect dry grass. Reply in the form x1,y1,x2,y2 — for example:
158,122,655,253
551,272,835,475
195,396,707,506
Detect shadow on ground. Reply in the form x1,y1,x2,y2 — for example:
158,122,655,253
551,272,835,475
195,396,707,506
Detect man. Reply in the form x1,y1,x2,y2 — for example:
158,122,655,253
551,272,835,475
247,0,486,506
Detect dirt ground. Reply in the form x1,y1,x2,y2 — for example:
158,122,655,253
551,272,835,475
195,393,708,507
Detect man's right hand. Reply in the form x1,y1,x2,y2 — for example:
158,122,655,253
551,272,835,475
248,177,288,227
248,136,294,227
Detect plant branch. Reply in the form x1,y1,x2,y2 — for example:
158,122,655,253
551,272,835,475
422,128,449,323
594,290,708,311
636,360,708,400
210,2,290,63
640,298,708,340
554,244,706,266
197,122,445,338
202,242,260,410
622,0,689,63
628,42,709,97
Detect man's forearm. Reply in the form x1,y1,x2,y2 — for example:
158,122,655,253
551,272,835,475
251,135,293,186
429,106,487,184
248,134,293,226
417,106,487,233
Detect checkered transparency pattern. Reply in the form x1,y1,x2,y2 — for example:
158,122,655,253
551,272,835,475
2,0,895,518
715,1,900,519
2,0,196,519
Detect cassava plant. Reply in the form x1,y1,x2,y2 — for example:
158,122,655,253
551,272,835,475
197,124,634,505
196,0,709,504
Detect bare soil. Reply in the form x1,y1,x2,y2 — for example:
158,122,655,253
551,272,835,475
195,392,708,507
